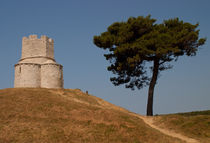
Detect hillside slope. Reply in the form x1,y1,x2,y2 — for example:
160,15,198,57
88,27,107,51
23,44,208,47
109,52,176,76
0,88,184,143
153,111,210,143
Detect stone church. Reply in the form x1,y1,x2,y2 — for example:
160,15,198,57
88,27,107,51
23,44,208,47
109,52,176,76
14,35,64,88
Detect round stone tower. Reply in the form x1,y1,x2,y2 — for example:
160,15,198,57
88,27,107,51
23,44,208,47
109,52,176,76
41,63,63,88
14,35,64,88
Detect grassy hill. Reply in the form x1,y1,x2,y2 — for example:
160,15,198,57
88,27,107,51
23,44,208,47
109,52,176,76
153,110,210,143
0,88,180,143
0,88,207,143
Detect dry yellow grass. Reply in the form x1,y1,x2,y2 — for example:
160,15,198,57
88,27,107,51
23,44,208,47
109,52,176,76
0,88,184,143
153,111,210,143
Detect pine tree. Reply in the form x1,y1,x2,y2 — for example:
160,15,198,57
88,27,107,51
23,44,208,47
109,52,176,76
93,15,206,116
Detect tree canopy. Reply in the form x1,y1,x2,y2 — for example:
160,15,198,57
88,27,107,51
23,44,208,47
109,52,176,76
93,15,206,116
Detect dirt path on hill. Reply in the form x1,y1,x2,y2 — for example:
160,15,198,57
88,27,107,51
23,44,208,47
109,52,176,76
96,93,200,143
133,114,199,143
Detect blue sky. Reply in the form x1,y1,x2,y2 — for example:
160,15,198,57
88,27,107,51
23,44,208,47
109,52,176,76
0,0,209,115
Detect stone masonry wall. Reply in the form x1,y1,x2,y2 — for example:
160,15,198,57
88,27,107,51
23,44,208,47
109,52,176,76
21,35,54,60
41,64,63,88
14,63,41,87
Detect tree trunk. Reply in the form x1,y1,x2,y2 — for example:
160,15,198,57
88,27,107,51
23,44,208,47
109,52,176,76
147,59,159,116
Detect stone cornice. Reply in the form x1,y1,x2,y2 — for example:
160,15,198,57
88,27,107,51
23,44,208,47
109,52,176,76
19,56,56,62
